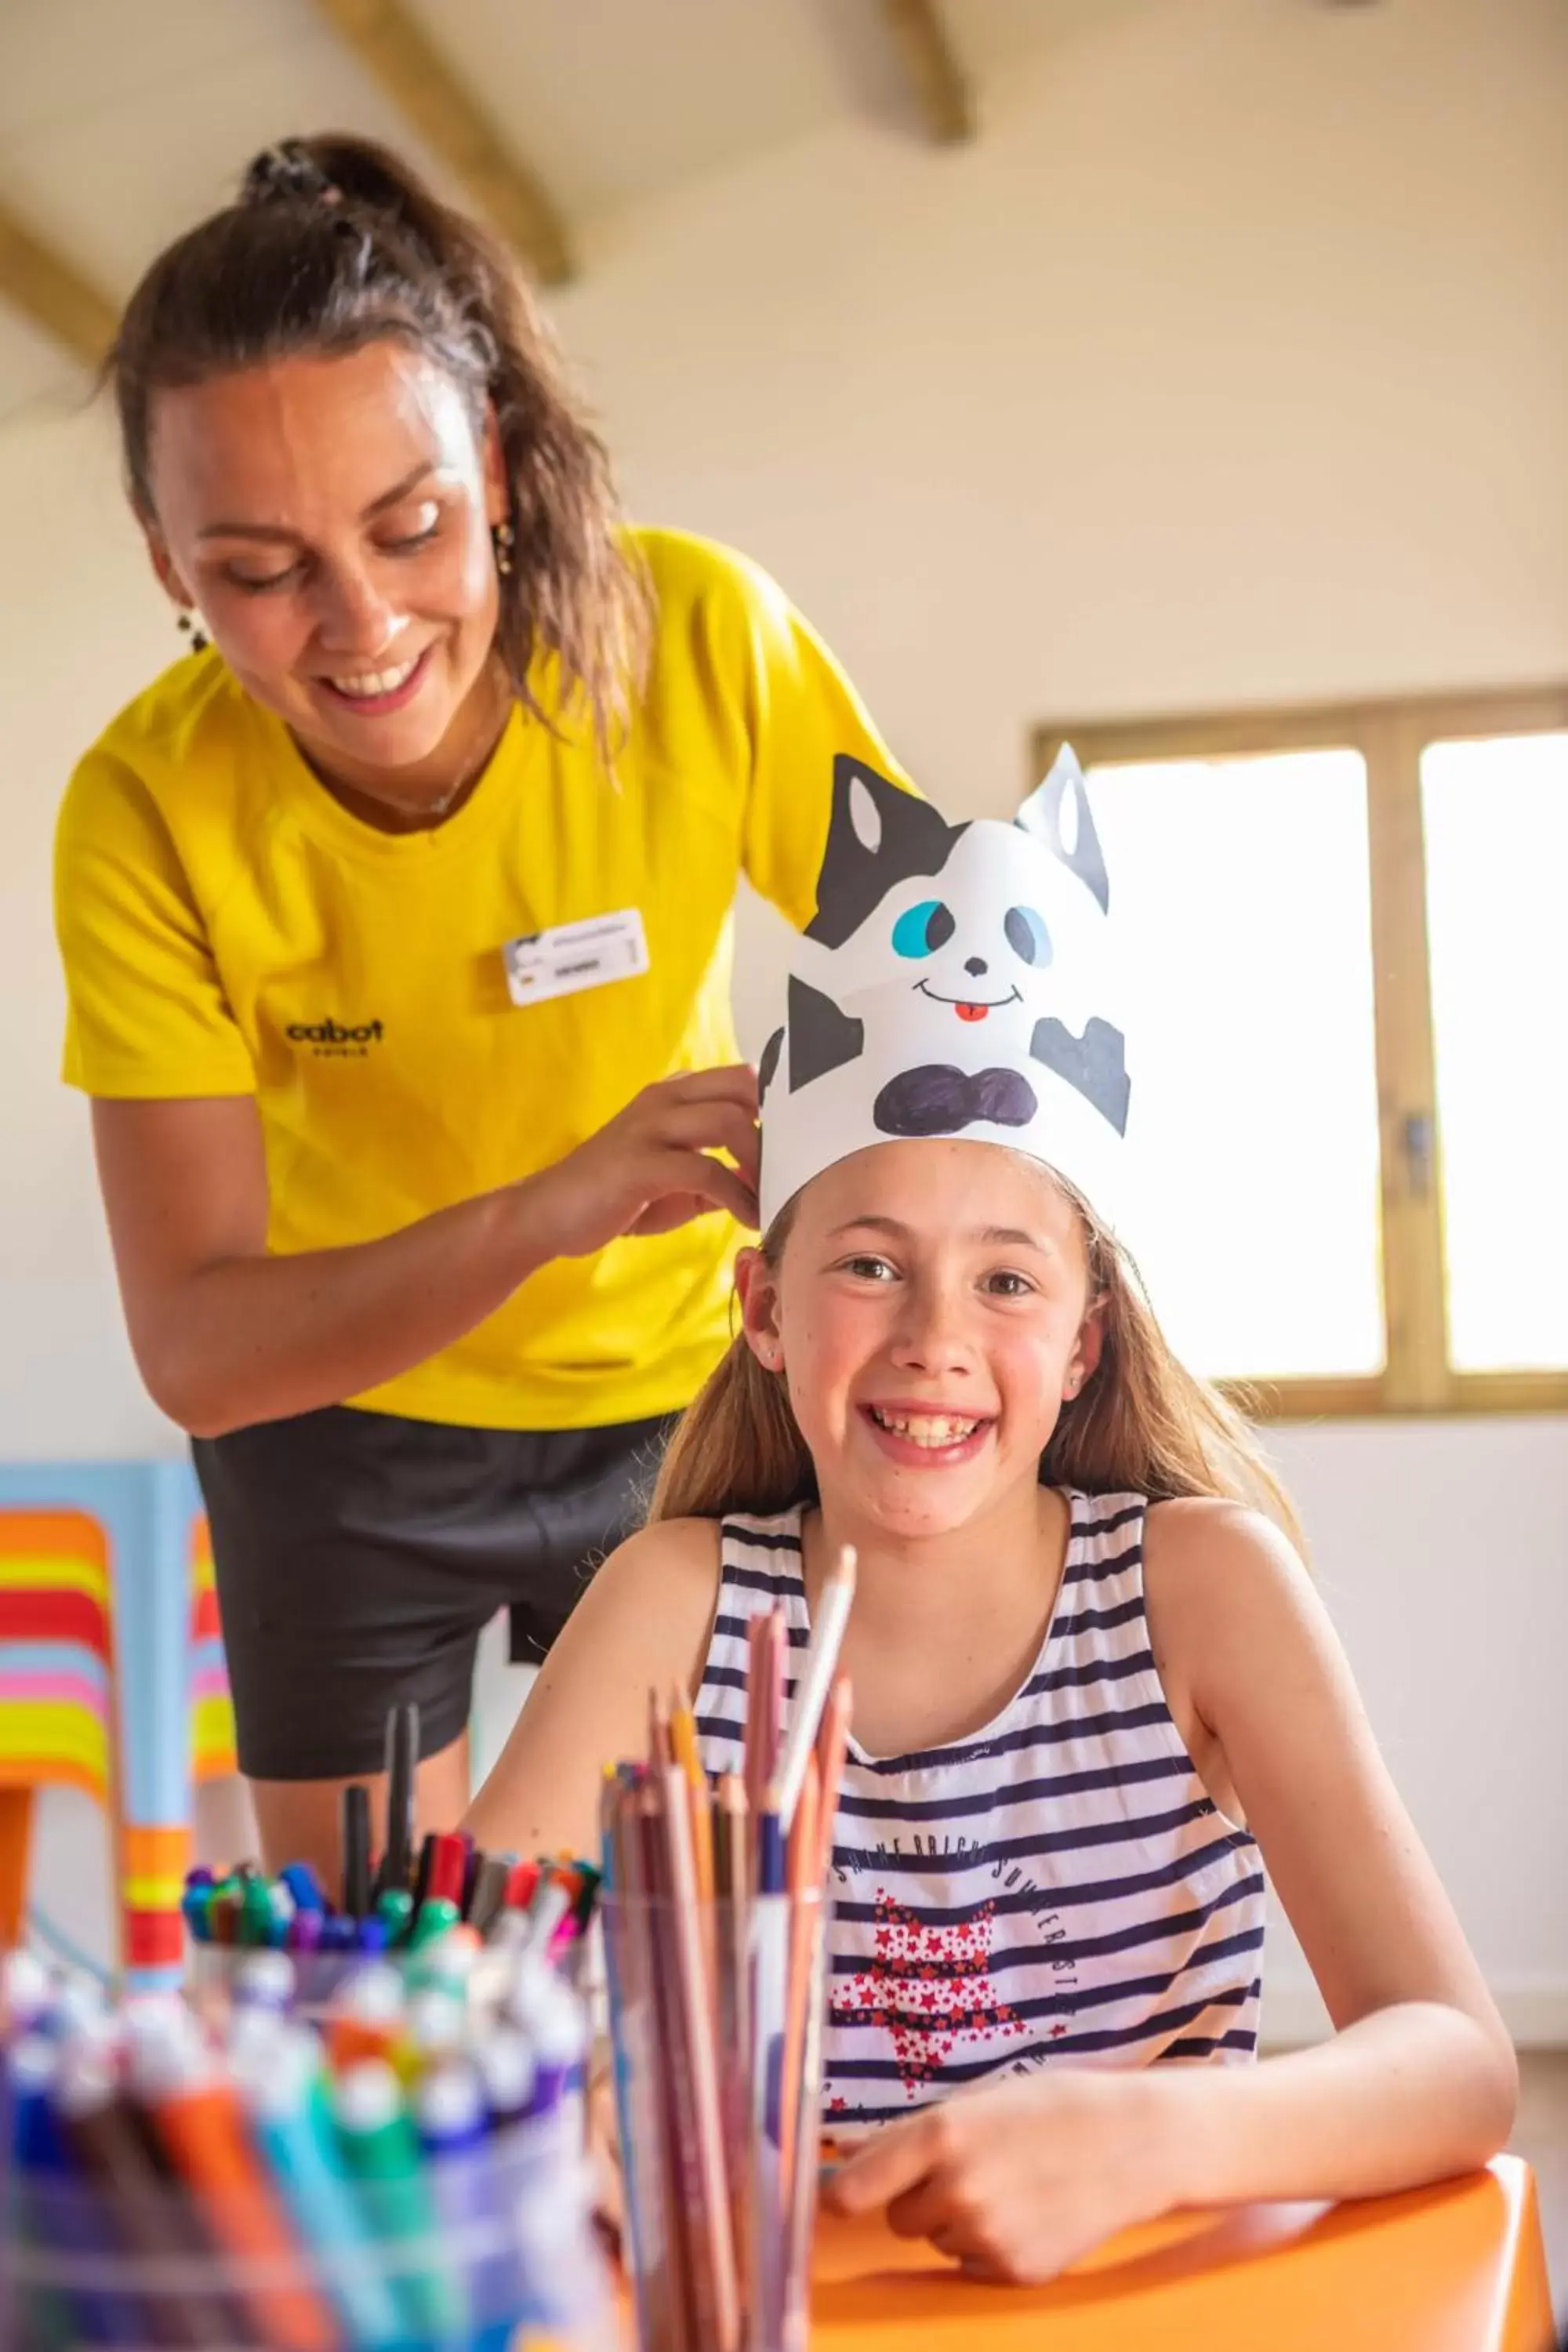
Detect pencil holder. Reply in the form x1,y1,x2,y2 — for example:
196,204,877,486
602,1889,827,2352
0,2104,616,2351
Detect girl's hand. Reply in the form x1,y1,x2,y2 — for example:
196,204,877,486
525,1065,760,1255
822,2069,1178,2285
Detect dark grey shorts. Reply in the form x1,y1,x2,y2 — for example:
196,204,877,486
191,1403,673,1782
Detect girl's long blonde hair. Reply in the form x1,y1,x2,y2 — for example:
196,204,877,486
651,1175,1301,1545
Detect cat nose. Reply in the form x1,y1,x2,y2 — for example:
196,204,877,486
964,956,988,977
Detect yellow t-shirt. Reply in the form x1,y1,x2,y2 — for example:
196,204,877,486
56,527,903,1431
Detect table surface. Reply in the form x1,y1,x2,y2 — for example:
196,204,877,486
808,2155,1555,2352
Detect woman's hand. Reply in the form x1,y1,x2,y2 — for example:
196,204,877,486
822,2068,1178,2285
525,1064,760,1255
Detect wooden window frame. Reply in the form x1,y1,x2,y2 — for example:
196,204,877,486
1032,688,1568,1423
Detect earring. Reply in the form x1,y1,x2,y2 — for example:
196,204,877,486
176,607,209,654
492,519,514,577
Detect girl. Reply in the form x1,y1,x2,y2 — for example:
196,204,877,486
55,133,905,1878
466,753,1515,2282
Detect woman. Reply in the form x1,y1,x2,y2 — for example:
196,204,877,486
55,134,904,1878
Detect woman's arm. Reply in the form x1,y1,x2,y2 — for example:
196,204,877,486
829,1501,1515,2280
463,1516,724,1861
93,1069,758,1436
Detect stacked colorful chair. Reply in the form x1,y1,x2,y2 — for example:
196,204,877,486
0,1506,117,1950
0,1461,235,1990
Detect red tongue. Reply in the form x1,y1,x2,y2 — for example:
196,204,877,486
956,1003,988,1022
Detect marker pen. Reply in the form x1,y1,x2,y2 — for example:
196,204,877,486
281,1861,328,1918
290,1905,325,1958
466,1853,514,1938
426,1832,468,1911
508,1973,588,2136
471,2024,536,2129
127,2004,338,2352
341,1784,373,1919
181,1881,213,1945
333,2056,462,2344
408,1894,462,1952
37,1972,109,2048
232,1949,296,2016
9,2033,140,2345
401,1987,466,2079
412,2060,492,2342
232,2019,404,2350
55,2040,232,2348
373,1698,419,1903
374,1887,414,1947
238,1875,276,1949
411,1831,438,1915
503,1857,540,1915
1,1947,53,2037
407,1922,482,1999
325,1962,405,2071
267,1878,299,1949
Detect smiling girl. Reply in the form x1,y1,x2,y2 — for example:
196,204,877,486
467,753,1515,2283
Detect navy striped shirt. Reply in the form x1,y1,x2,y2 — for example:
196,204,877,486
695,1493,1264,2126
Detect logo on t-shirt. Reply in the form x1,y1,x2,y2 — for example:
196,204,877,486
285,1017,385,1058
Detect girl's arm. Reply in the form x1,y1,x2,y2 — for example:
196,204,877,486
463,1515,724,1862
829,1501,1516,2279
1138,1498,1515,2198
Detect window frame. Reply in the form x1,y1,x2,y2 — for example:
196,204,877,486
1033,686,1568,1421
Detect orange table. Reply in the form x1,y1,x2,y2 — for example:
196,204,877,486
809,2156,1555,2352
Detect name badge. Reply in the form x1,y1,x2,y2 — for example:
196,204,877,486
502,907,650,1007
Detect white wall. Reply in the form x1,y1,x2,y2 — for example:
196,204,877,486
4,0,1565,2024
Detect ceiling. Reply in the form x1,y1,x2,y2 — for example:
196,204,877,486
0,0,1154,424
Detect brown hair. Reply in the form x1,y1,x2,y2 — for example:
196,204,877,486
108,135,648,757
652,1175,1302,1545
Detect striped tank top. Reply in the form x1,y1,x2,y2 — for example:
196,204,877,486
695,1493,1265,2127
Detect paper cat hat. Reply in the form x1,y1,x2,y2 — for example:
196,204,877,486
757,747,1131,1229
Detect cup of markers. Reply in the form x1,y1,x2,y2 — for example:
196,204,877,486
183,1698,600,2011
0,1936,616,2352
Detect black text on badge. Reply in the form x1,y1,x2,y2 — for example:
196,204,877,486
501,908,650,1007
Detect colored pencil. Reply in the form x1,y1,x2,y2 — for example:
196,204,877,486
814,1673,853,1884
659,1766,740,2352
774,1545,856,1828
742,1609,786,1818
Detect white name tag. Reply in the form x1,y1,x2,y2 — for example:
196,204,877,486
502,907,651,1007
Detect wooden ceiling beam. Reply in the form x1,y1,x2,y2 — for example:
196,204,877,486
0,202,117,368
307,0,575,285
878,0,975,144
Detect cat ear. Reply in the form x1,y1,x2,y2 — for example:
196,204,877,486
807,756,957,948
1016,744,1109,914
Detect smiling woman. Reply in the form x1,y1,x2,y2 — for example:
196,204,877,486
53,132,909,1882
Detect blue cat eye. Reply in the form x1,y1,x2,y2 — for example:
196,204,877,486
1004,905,1052,966
891,898,956,958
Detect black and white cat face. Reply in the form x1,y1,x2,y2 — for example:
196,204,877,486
797,754,1110,1036
759,750,1130,1229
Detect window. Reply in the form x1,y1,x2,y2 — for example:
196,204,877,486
1033,690,1568,1417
